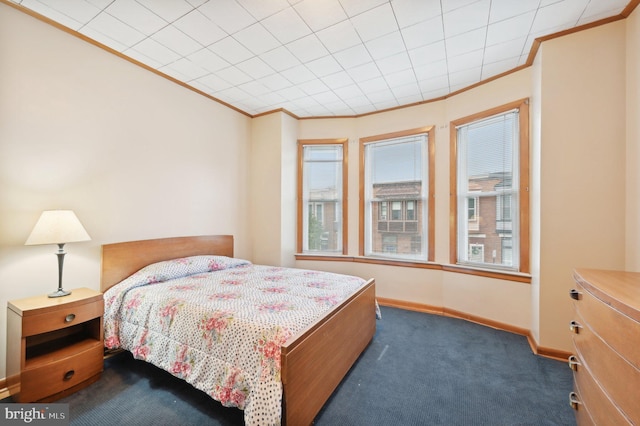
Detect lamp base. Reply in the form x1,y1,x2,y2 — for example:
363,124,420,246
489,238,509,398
48,289,71,298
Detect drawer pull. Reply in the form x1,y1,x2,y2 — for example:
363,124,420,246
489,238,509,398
569,392,582,410
64,313,76,323
569,289,582,300
569,320,582,334
63,370,75,381
568,355,581,371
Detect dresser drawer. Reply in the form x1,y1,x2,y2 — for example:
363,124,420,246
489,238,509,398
20,342,103,402
573,361,631,426
572,310,640,423
22,300,104,337
572,281,640,370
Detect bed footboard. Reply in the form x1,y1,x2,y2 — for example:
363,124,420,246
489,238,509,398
280,279,376,426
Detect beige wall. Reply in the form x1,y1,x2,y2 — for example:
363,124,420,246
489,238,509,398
0,4,252,378
627,7,640,271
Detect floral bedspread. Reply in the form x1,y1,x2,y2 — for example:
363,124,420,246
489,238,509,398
103,256,372,426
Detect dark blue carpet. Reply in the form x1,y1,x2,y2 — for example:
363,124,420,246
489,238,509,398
51,306,574,425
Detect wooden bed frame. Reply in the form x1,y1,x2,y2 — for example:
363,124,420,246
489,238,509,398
101,235,376,425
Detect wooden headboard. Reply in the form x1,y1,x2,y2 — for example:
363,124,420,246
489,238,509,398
100,235,234,292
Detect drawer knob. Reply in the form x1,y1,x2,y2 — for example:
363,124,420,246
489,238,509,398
64,313,76,323
569,392,582,410
569,289,582,300
63,370,75,381
568,355,581,371
569,320,582,334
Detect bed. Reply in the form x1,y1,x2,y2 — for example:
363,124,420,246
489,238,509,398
100,235,376,425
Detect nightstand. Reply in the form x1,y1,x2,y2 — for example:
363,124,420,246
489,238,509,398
6,288,104,402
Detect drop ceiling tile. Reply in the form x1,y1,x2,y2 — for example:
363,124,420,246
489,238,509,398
307,55,343,77
86,0,114,8
357,76,389,93
196,74,236,92
445,27,485,57
215,86,252,103
321,70,355,89
447,48,483,73
294,0,348,31
187,0,208,8
280,64,317,84
312,90,342,104
366,87,395,103
418,74,449,93
259,47,301,72
481,56,519,79
236,57,275,79
238,80,272,96
334,83,366,99
299,78,330,95
486,11,535,46
236,0,290,20
413,59,448,80
376,51,412,75
365,31,406,60
130,37,181,65
531,0,590,34
216,65,253,85
151,25,202,56
346,61,382,82
105,0,167,36
441,0,480,14
276,85,308,101
286,34,330,63
391,81,421,100
344,94,373,108
208,36,254,65
483,37,526,64
391,0,443,29
316,20,362,53
258,73,293,91
339,0,388,17
234,23,281,55
488,0,539,24
198,0,256,34
163,57,209,81
408,41,447,67
158,64,189,82
449,66,481,87
401,17,445,50
333,44,373,69
21,0,97,29
136,0,195,22
83,12,146,48
261,7,312,44
188,48,230,73
384,68,417,89
173,10,226,46
351,3,398,41
443,0,490,37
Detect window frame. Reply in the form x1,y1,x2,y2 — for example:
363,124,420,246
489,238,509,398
359,126,435,264
297,138,348,255
449,99,530,274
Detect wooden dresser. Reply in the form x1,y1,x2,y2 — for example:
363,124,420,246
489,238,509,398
569,269,640,425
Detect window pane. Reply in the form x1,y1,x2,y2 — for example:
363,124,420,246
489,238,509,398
364,135,428,261
302,144,343,253
456,110,519,270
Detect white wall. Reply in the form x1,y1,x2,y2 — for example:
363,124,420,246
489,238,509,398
0,3,252,379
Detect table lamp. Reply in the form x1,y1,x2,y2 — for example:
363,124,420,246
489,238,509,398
25,210,91,297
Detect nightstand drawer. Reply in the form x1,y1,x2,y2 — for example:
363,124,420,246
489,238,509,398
20,342,103,402
22,300,103,337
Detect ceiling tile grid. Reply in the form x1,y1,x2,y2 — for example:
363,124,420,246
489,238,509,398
10,0,633,117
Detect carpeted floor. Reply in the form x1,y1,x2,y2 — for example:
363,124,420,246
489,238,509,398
14,306,577,425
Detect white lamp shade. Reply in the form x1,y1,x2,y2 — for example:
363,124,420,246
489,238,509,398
25,210,91,245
